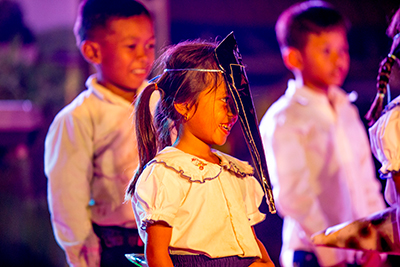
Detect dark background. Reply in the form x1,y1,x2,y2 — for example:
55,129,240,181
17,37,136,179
1,0,400,266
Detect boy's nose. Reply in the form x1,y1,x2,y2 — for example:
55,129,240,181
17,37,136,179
136,47,151,62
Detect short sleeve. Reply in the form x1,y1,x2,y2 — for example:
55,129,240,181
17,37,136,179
132,163,186,240
243,176,266,225
369,108,400,176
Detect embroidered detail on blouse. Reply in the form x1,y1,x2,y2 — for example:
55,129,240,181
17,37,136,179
191,158,207,170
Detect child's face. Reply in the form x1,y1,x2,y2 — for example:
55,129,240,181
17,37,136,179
299,28,349,91
96,15,155,94
185,79,238,147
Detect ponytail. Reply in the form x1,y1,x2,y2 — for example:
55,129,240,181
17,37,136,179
126,83,159,197
366,32,400,126
365,55,396,126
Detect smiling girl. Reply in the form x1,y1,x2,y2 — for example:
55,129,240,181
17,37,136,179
126,40,274,267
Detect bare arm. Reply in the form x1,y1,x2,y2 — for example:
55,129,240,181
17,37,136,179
146,221,174,267
392,172,400,199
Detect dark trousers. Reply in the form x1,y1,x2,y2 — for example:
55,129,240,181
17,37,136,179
293,251,361,267
92,223,144,267
170,254,257,267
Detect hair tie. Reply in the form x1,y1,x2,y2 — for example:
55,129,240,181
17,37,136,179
154,83,158,90
388,54,398,61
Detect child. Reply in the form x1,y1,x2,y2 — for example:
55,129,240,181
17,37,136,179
368,6,400,207
44,0,155,266
259,1,385,267
311,6,400,261
125,40,274,267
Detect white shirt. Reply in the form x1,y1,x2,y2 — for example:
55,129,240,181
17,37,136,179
45,75,151,267
132,146,265,258
259,80,385,267
369,95,400,206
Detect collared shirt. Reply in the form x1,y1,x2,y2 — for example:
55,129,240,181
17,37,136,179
45,75,153,266
132,146,265,258
259,80,385,267
369,95,400,206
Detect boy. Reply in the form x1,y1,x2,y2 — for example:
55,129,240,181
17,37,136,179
259,1,385,267
44,0,155,266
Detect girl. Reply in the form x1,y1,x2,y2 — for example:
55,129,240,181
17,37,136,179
368,6,400,207
126,40,274,267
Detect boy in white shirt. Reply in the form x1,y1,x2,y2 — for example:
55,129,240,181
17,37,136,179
44,0,155,266
259,1,385,266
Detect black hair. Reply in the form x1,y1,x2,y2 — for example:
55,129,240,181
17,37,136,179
74,0,151,46
275,0,349,51
366,6,400,125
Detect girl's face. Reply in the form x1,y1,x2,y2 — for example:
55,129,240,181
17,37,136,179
184,79,238,147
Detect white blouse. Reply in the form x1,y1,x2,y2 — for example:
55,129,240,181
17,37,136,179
132,146,266,258
369,95,400,205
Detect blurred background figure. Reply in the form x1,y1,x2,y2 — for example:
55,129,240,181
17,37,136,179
0,0,37,100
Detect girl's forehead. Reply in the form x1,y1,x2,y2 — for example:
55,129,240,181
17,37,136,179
202,81,228,96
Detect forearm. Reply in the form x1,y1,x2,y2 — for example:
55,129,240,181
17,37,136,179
146,222,173,267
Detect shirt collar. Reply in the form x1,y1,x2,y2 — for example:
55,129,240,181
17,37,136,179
148,147,254,183
86,74,149,108
285,79,331,107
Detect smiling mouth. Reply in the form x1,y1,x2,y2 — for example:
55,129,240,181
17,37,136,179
132,69,147,74
219,123,233,133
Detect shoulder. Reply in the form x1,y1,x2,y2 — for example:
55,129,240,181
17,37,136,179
53,90,95,121
260,95,315,138
213,149,254,177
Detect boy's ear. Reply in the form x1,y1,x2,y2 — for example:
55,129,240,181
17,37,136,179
80,40,101,65
282,47,303,71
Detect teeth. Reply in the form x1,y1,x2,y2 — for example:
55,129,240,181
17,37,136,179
132,69,146,74
220,123,231,131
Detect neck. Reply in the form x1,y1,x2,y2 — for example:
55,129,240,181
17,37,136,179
173,135,220,165
97,77,137,103
294,75,328,96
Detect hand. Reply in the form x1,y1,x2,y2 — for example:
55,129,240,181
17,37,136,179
81,233,101,267
359,251,383,267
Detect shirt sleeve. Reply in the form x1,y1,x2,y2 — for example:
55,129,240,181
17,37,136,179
370,108,400,176
243,176,266,225
133,163,186,240
45,110,100,267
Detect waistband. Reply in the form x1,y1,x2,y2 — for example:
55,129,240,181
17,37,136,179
92,223,143,249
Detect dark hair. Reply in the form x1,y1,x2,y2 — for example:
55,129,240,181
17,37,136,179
126,40,223,196
275,0,349,51
74,0,151,46
366,6,400,125
387,7,400,38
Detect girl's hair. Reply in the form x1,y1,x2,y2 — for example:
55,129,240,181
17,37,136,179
126,40,223,196
366,7,400,126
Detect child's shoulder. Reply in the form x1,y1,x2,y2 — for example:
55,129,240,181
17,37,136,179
212,149,254,177
53,89,98,123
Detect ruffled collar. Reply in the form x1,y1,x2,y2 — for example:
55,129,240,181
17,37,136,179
146,146,254,183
